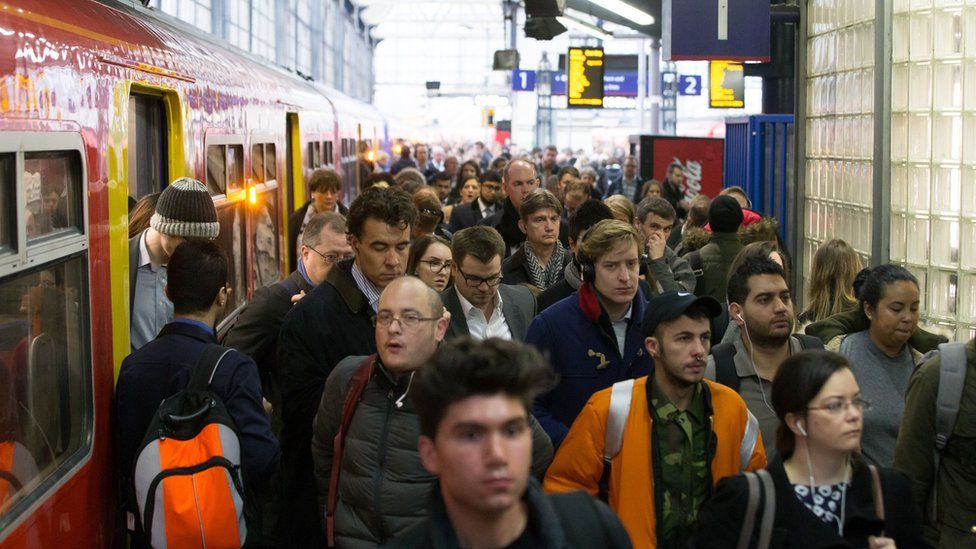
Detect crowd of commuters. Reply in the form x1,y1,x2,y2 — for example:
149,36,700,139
112,140,975,549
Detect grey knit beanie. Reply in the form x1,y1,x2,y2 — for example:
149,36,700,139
150,177,219,238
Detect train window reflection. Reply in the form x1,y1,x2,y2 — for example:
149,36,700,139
307,142,321,170
251,190,279,288
323,141,332,166
0,154,13,253
251,143,277,184
206,143,244,195
0,256,90,521
214,203,245,329
24,151,83,242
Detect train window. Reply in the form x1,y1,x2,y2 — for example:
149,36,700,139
0,256,91,525
0,154,13,254
265,144,277,181
206,143,244,196
251,190,279,289
128,94,167,201
307,142,321,170
251,143,277,184
206,145,226,195
323,141,332,166
24,151,84,242
213,202,245,331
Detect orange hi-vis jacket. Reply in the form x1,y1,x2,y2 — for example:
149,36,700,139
543,377,767,549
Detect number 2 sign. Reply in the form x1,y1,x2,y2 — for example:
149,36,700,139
678,75,702,96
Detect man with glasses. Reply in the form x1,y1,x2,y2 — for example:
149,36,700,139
448,170,503,232
310,277,553,546
636,197,696,293
225,212,351,428
605,155,644,203
276,186,417,547
442,226,535,342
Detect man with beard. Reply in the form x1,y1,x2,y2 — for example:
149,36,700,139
544,291,765,549
705,256,824,460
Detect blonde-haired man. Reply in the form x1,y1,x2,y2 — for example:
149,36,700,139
525,219,652,447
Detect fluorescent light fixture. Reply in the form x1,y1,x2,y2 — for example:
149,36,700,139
556,15,613,41
583,0,655,26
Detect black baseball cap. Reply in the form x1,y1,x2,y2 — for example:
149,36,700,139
642,291,723,337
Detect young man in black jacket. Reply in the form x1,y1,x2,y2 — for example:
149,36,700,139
388,337,631,549
276,185,417,547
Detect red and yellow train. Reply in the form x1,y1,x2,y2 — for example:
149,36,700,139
0,1,393,546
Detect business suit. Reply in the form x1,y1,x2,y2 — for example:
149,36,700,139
448,199,491,232
440,284,535,341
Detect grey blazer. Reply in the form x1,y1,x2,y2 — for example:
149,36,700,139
440,284,536,341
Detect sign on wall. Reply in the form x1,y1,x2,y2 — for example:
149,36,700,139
709,60,745,108
663,0,770,61
567,47,604,108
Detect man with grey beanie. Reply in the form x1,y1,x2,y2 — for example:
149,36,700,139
128,177,219,351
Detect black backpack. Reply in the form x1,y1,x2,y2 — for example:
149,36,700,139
712,334,824,391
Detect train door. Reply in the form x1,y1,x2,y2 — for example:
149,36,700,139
127,94,168,201
285,113,303,272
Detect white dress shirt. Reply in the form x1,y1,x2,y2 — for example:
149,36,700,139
455,286,512,341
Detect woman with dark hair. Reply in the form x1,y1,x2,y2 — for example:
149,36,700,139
447,160,481,204
406,235,452,293
692,350,927,548
826,265,922,467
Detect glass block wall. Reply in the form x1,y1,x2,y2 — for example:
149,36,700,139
890,0,976,339
803,1,876,291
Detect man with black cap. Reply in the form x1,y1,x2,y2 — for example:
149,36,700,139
128,177,219,352
544,290,765,549
687,194,744,302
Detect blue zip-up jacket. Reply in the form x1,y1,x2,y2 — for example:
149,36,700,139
527,282,651,448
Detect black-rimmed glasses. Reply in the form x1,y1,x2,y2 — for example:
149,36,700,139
419,258,452,274
456,266,503,289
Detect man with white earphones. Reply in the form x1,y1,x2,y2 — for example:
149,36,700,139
310,277,555,546
706,256,824,460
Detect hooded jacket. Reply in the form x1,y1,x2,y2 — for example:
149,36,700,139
544,377,766,549
528,283,652,448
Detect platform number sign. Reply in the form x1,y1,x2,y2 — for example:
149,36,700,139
512,70,536,92
678,75,702,96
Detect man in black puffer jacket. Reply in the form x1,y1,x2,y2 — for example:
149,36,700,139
311,277,554,548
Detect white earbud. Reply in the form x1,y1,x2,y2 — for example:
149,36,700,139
736,313,744,322
797,421,807,437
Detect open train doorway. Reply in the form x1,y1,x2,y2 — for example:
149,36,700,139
127,93,168,202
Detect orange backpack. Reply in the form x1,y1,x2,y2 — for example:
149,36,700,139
133,345,247,549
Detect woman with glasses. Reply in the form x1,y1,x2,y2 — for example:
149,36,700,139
692,350,926,548
406,235,452,293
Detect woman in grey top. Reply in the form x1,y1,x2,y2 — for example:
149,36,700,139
829,265,922,467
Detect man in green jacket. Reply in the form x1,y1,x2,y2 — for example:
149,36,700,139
893,338,976,548
690,195,743,302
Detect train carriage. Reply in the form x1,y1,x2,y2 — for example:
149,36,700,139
0,0,387,546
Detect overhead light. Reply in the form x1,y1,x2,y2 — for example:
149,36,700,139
582,0,655,26
556,15,613,40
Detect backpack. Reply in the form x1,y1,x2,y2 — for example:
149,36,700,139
598,378,761,502
927,341,969,521
712,335,825,392
133,345,247,549
325,355,375,547
737,464,885,549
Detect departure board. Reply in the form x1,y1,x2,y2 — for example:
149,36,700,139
567,47,604,108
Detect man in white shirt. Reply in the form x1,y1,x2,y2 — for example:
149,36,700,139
440,226,535,342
